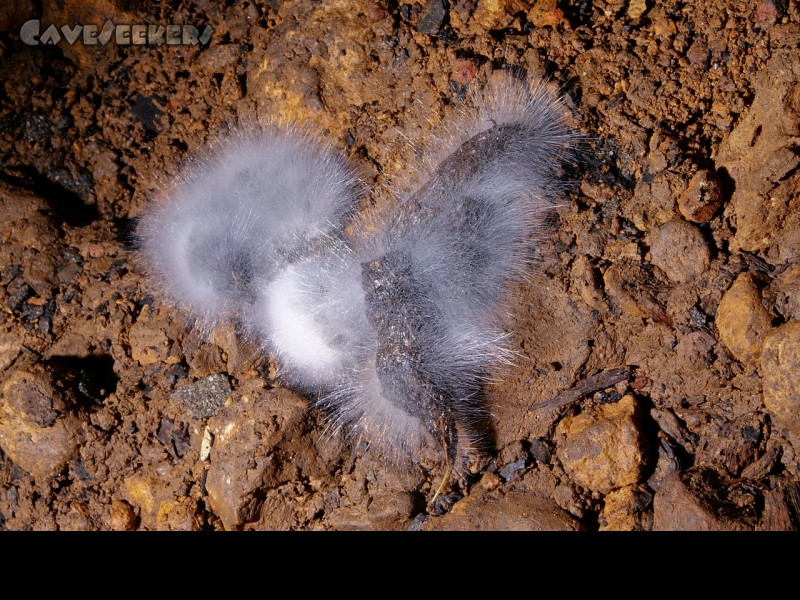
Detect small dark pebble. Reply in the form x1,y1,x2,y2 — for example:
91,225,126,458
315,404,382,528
6,277,32,311
529,438,553,464
406,514,428,531
417,0,447,35
21,302,44,322
499,457,528,481
594,389,623,404
430,492,460,516
173,373,232,419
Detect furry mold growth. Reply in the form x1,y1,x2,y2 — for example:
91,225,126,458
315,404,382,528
136,127,360,332
251,74,576,468
313,74,575,466
138,72,575,483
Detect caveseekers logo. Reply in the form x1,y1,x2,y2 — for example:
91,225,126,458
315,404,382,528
20,19,214,46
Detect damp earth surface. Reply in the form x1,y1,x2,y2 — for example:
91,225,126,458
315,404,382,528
1,0,799,530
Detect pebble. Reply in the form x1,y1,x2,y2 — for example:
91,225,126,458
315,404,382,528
528,0,563,28
121,475,201,530
761,320,800,441
471,0,516,30
716,272,772,365
172,373,232,420
649,219,711,283
755,1,779,27
326,491,416,530
204,387,309,530
678,169,724,223
107,499,138,531
599,485,652,531
554,395,646,495
156,496,203,531
627,0,648,20
416,0,447,35
423,489,584,531
0,362,82,479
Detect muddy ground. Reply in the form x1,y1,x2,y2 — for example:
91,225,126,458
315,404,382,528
1,0,799,530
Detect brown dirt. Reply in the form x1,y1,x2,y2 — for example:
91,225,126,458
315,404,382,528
1,0,799,530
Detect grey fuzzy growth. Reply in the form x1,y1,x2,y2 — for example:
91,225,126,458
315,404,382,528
362,252,458,461
138,73,575,471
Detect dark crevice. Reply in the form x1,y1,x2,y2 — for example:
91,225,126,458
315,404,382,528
0,170,99,227
45,354,118,410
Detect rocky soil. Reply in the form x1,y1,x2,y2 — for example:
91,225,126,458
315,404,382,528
1,0,799,530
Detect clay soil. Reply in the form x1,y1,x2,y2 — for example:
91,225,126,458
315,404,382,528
1,0,799,530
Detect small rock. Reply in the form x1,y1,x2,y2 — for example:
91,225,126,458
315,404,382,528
0,362,83,479
529,438,553,465
121,475,199,530
649,219,711,284
528,0,563,28
678,169,724,223
156,496,203,531
761,320,800,441
416,0,447,35
554,395,646,495
107,499,138,531
499,458,528,481
200,426,213,461
172,374,232,420
326,491,416,530
205,387,311,530
471,0,518,30
716,272,772,365
599,485,652,531
156,417,190,458
647,434,680,490
122,475,163,523
755,1,779,27
423,489,584,531
451,59,477,87
627,0,648,20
